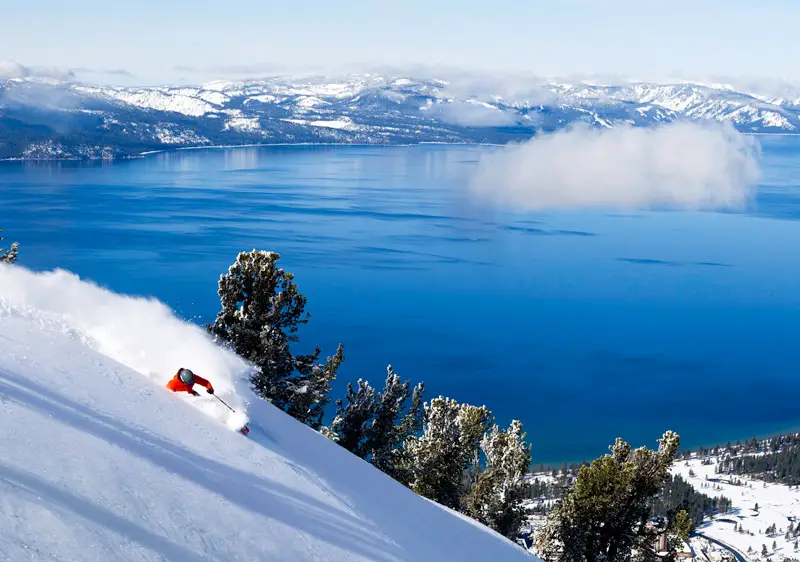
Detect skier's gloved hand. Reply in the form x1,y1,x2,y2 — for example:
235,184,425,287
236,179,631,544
207,387,214,394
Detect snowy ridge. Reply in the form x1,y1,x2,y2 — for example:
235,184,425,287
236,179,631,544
0,265,535,561
2,74,800,159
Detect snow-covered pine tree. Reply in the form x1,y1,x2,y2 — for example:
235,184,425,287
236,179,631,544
207,250,345,427
365,365,410,472
247,328,296,407
536,431,681,562
321,364,427,478
461,420,533,539
286,343,345,428
400,381,425,437
327,378,376,456
405,397,462,508
459,403,493,462
384,379,425,486
460,455,501,526
0,227,19,264
404,397,492,509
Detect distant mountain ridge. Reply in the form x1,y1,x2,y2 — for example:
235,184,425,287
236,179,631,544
1,74,798,160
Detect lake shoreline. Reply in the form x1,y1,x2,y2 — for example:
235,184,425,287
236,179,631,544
1,130,795,163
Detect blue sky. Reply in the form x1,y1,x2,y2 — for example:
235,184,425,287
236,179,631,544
1,0,798,86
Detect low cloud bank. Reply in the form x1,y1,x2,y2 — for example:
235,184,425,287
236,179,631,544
0,60,75,81
469,122,761,211
0,60,134,85
430,100,519,127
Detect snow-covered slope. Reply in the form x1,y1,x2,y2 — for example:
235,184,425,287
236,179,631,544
1,74,799,159
673,456,800,559
0,265,535,561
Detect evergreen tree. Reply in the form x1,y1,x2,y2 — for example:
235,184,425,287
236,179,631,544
365,366,410,472
673,509,692,543
0,227,18,264
328,378,376,456
322,364,425,484
401,382,425,436
207,250,344,427
536,431,682,561
404,397,492,509
389,380,425,486
286,343,345,428
461,420,533,539
762,544,768,556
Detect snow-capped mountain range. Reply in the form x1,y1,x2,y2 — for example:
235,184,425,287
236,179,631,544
1,74,799,159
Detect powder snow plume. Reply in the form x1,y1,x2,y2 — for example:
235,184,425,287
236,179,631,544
0,265,254,429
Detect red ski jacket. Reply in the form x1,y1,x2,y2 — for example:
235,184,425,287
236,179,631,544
166,372,214,394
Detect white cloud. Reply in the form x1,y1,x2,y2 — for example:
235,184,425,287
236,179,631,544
0,59,138,86
429,100,518,127
469,122,761,211
0,60,76,81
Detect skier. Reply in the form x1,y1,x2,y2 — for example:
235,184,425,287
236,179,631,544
166,368,215,397
165,367,249,436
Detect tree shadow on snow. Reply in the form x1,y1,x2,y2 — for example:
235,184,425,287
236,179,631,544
0,371,404,562
0,463,210,562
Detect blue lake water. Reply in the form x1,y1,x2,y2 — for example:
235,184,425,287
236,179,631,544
2,140,800,464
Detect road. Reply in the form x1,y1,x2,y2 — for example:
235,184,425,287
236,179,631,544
696,533,748,562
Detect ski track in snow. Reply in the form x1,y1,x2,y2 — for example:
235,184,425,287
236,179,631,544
0,264,535,561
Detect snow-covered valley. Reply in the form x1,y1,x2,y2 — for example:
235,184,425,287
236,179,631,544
675,456,800,560
2,74,800,159
0,265,535,561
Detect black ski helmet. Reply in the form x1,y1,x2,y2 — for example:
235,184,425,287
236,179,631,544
178,368,195,385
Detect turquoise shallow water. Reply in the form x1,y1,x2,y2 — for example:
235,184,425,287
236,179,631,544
2,139,800,464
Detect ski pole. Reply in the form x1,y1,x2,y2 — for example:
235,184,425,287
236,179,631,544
213,393,250,435
214,394,236,412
